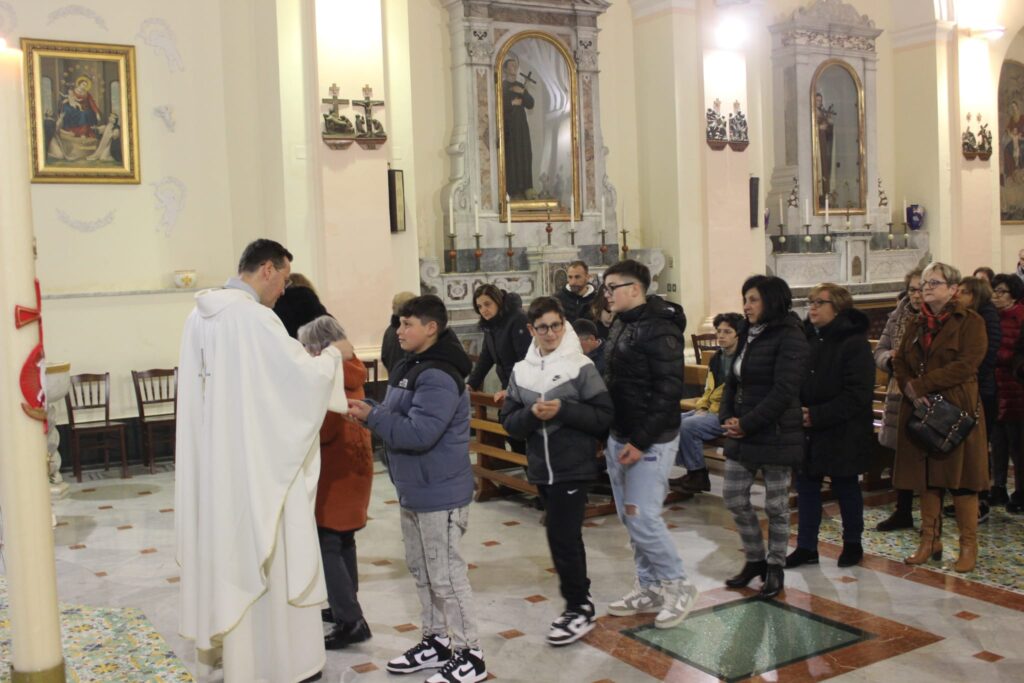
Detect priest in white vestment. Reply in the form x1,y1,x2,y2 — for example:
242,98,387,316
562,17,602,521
176,239,345,683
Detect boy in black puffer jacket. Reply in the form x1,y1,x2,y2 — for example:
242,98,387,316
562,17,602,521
501,297,613,646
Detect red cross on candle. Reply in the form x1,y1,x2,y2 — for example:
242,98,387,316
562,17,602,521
15,280,46,421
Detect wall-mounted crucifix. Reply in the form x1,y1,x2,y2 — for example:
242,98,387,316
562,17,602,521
351,84,387,144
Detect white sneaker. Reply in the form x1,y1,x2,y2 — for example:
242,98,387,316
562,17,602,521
546,601,595,646
655,578,698,629
607,580,664,617
424,647,486,683
386,634,452,674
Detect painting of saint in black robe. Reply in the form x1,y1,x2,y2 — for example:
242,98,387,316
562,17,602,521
502,55,534,198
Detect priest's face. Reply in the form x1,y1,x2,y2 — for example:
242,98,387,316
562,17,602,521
398,315,437,354
262,260,292,307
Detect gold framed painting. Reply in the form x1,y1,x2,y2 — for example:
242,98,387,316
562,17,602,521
22,38,140,184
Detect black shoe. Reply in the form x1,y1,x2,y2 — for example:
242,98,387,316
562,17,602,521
759,565,784,599
837,542,863,568
321,608,333,623
875,509,914,531
784,547,819,568
990,486,1010,506
325,618,372,650
725,560,767,588
1007,499,1023,514
678,468,711,493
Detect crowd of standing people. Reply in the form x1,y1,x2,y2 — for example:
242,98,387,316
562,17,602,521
175,240,1022,683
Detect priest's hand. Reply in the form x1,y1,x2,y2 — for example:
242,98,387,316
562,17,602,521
332,339,355,360
348,399,372,422
531,399,561,421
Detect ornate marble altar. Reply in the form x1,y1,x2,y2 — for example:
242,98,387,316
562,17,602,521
441,0,619,265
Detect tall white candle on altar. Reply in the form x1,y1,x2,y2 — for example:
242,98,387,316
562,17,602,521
804,198,810,225
506,193,512,235
824,195,829,223
570,194,575,232
0,40,66,679
903,198,907,223
778,196,784,226
600,195,606,233
473,199,480,236
448,193,455,237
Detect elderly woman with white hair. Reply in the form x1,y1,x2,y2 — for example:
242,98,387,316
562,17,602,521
298,316,375,650
893,262,989,573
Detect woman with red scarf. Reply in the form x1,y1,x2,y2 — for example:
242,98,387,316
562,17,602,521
893,262,989,573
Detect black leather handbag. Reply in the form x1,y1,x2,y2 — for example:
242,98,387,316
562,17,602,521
906,394,978,456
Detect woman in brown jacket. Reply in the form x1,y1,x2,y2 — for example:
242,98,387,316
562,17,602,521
893,262,989,573
299,317,375,649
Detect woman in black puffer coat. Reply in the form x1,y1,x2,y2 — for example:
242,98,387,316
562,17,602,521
466,284,531,398
720,275,808,599
787,284,874,571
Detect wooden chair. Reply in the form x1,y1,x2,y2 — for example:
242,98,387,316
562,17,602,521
131,369,178,473
691,333,719,365
65,373,129,483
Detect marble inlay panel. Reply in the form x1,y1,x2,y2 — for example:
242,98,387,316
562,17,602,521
477,67,493,210
582,74,596,210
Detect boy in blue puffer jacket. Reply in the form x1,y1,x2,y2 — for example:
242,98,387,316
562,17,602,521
348,295,486,683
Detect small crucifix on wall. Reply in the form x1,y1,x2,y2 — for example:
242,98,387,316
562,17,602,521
321,83,354,137
351,84,386,139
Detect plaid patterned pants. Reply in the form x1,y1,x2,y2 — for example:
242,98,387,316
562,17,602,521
723,459,792,566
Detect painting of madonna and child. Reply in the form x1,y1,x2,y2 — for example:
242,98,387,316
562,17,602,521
22,38,140,184
497,33,579,220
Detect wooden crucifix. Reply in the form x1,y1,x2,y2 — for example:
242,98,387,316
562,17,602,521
351,84,386,138
321,83,350,116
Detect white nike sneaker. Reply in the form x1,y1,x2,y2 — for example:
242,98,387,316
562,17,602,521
386,634,452,674
424,647,487,683
607,579,664,617
656,578,698,629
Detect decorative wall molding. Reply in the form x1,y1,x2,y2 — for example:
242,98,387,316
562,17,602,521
137,18,183,72
47,5,107,30
0,1,17,35
152,177,186,235
890,21,957,50
56,209,115,233
629,0,695,21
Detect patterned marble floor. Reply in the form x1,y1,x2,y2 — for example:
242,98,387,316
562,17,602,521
15,466,1024,682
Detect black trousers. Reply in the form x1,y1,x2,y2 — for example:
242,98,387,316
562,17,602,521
537,481,591,611
318,527,363,624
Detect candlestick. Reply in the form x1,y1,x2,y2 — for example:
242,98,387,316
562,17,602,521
474,199,480,236
621,226,630,258
545,209,553,246
903,222,910,249
447,233,458,272
570,194,575,235
473,234,483,271
777,223,786,244
824,222,832,251
803,223,812,245
448,193,455,237
599,227,609,265
0,39,66,680
845,210,851,230
506,232,515,271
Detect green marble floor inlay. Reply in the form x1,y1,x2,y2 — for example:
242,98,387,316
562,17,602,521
624,597,871,682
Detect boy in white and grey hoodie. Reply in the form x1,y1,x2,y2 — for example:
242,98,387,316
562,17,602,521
499,296,614,646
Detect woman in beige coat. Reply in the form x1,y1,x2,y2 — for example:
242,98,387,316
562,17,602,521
893,262,989,573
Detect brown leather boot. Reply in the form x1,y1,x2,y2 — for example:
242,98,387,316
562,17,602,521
906,489,943,565
953,494,979,573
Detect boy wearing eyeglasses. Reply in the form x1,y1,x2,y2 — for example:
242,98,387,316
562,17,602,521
500,296,613,646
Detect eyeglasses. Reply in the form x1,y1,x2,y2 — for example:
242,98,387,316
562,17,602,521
532,321,564,335
994,288,1011,295
808,299,833,308
284,278,293,289
604,281,638,295
907,286,922,294
921,279,947,289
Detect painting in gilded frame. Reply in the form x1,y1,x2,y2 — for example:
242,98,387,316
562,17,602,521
1001,60,1024,223
22,38,140,184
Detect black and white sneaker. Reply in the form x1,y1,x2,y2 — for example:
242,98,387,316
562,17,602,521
546,602,595,646
424,648,486,683
385,634,452,674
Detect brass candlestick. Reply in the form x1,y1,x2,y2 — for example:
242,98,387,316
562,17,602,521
473,234,483,272
506,232,515,271
620,227,630,258
599,229,609,265
823,222,832,252
544,210,553,246
447,233,458,273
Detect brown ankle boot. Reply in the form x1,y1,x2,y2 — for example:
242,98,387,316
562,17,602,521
906,489,943,565
953,494,979,573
